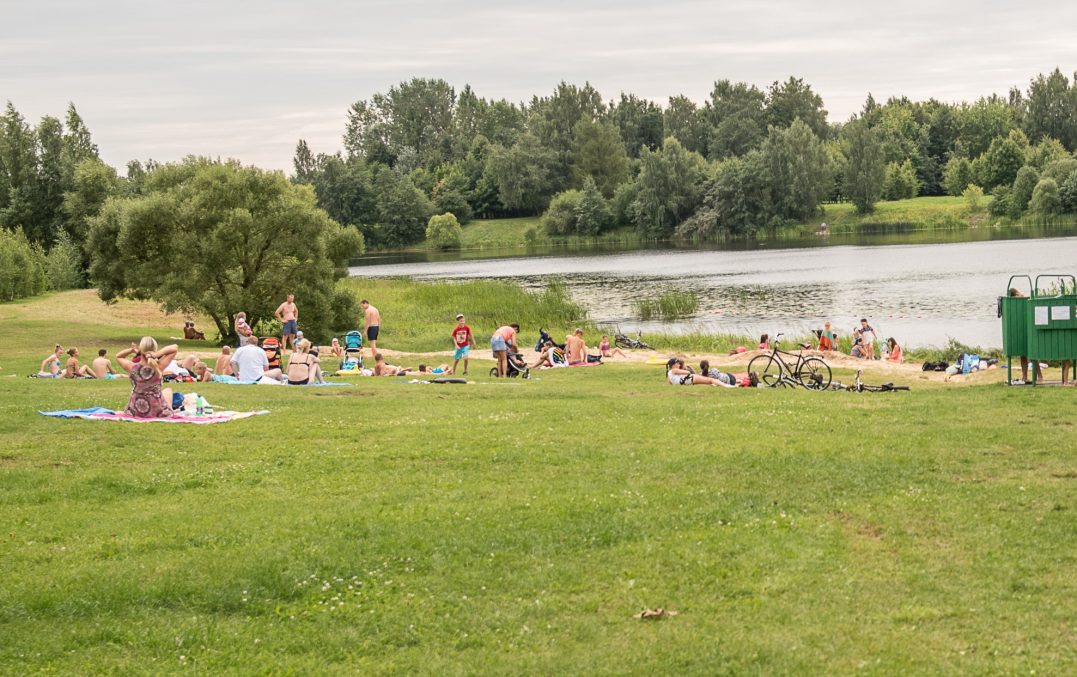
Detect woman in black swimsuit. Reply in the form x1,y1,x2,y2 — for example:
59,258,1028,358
286,339,323,385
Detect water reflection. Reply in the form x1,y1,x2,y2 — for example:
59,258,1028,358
350,233,1077,348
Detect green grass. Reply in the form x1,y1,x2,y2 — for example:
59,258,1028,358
1,290,1075,674
635,290,699,321
805,196,980,234
458,217,642,251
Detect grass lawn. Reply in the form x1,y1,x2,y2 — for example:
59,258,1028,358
1,291,1075,674
458,217,641,251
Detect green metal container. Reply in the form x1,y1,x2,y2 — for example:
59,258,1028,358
1000,275,1031,359
1027,274,1077,362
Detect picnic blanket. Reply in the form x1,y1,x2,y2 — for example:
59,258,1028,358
39,408,269,424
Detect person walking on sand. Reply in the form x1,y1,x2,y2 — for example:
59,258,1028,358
451,313,476,375
275,293,299,352
361,299,381,357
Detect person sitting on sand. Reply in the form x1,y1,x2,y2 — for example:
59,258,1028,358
530,340,566,369
885,337,903,363
329,338,344,368
373,352,409,376
38,344,64,378
214,346,234,376
116,337,178,418
63,348,96,378
666,358,734,387
286,339,325,385
757,334,771,351
91,349,126,379
598,335,626,358
817,322,836,351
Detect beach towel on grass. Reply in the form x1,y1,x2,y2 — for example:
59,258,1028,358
39,408,269,424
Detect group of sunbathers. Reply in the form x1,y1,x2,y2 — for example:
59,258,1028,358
665,358,755,388
38,345,127,379
530,329,624,369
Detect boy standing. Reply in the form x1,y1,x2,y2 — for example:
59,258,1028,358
451,314,476,375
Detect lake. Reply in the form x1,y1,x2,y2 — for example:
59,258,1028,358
350,233,1077,349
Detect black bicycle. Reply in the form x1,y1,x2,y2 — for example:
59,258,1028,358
852,370,910,392
748,333,832,390
614,329,653,351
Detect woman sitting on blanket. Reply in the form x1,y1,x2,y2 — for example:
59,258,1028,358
287,339,325,385
38,344,64,378
63,347,96,378
116,337,177,418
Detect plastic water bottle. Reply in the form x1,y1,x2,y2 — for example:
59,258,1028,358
195,395,204,416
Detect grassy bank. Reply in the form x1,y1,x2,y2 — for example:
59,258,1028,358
458,217,643,251
1,290,1075,673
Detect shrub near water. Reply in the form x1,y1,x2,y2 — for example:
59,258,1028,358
340,277,591,351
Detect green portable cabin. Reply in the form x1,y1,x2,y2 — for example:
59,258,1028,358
1000,274,1077,384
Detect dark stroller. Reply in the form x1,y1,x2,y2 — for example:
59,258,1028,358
340,330,363,370
260,337,282,370
490,351,531,379
534,328,565,352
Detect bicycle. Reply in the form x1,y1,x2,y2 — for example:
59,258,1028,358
614,329,654,351
747,333,832,390
852,370,910,392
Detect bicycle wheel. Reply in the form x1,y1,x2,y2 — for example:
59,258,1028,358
748,355,782,387
796,357,832,390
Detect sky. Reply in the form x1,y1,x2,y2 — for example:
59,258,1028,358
2,0,1074,174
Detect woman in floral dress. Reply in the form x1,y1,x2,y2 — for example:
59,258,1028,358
116,337,178,418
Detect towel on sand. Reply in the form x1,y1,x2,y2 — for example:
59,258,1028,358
39,408,269,424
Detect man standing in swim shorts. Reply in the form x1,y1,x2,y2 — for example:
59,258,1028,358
361,299,381,357
275,293,298,352
451,313,476,375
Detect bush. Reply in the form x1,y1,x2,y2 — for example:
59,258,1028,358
963,184,985,213
46,230,85,291
987,185,1009,217
943,156,973,196
542,189,582,235
1029,178,1062,216
883,159,919,200
1060,170,1077,213
1008,165,1040,218
575,178,612,236
425,212,463,250
0,228,48,301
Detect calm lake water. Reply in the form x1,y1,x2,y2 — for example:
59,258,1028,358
350,231,1077,349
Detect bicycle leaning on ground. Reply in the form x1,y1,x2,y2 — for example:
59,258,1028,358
747,333,832,390
614,329,653,351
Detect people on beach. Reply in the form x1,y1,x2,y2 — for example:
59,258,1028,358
361,299,381,356
235,311,253,345
858,319,877,359
417,363,452,374
757,334,771,351
666,358,734,387
329,338,344,368
817,322,836,351
116,337,177,418
698,359,739,386
275,294,299,352
183,321,206,340
451,314,476,376
530,340,567,368
38,344,63,378
286,339,324,385
63,348,96,378
373,352,409,376
599,335,626,358
565,328,588,364
214,345,234,376
491,323,519,377
91,349,125,379
885,337,903,363
231,335,284,384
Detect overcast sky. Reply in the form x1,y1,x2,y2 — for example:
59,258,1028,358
2,0,1074,174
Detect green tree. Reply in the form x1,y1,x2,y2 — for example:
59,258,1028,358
962,184,985,212
542,189,582,235
1059,170,1077,212
843,120,885,212
763,119,831,221
663,95,707,154
703,80,767,159
0,227,48,301
86,158,364,341
371,166,434,247
484,133,558,214
425,212,462,250
633,138,707,238
676,151,770,239
1009,165,1040,217
1026,136,1070,170
1024,68,1077,150
574,177,612,235
292,139,317,183
46,228,84,290
63,158,119,243
343,78,457,171
988,184,1011,217
610,93,664,158
943,155,973,196
883,159,919,200
1029,178,1062,215
569,119,629,197
766,76,828,138
956,98,1015,157
529,82,606,187
431,169,473,224
1041,158,1077,184
0,103,38,238
979,134,1025,189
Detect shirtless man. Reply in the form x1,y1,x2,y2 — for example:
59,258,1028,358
372,352,408,376
361,299,381,357
275,294,299,352
565,328,588,364
214,345,234,376
91,349,125,379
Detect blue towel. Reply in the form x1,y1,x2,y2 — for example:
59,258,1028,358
39,407,115,418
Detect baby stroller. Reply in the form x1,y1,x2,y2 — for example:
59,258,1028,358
340,330,363,370
534,328,566,352
490,351,531,379
260,337,282,370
